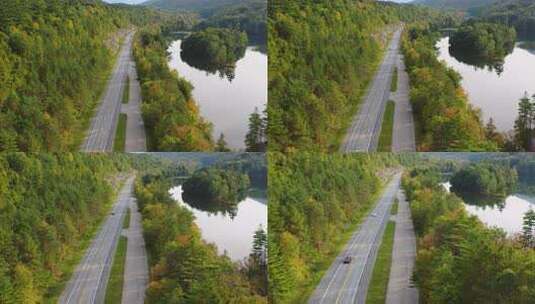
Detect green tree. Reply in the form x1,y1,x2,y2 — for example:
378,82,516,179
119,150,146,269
215,133,231,152
245,107,266,152
514,94,535,151
522,209,535,248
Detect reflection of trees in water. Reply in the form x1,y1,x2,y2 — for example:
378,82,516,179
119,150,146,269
448,44,512,76
180,50,242,82
453,190,507,211
517,41,535,56
182,191,246,219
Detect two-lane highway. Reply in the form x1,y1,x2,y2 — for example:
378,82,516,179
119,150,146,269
82,31,138,152
59,176,134,304
308,173,401,304
341,28,404,152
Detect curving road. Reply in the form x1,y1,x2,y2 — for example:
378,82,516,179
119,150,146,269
341,27,404,152
308,173,401,304
82,31,145,152
59,176,134,304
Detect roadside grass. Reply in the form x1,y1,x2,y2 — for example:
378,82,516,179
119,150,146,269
104,236,127,304
123,207,131,229
378,100,395,152
113,114,127,152
289,180,391,303
391,67,398,92
391,198,398,215
366,220,396,304
122,76,130,104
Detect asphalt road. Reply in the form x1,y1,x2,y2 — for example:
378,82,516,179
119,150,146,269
341,28,402,152
391,54,416,152
122,60,147,152
121,193,149,304
59,176,134,304
82,31,135,152
386,190,419,304
308,173,401,304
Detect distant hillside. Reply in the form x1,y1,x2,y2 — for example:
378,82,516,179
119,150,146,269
414,0,497,10
479,0,535,38
143,0,256,16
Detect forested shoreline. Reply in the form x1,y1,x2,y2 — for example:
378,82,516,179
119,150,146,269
402,167,535,303
0,153,130,302
401,24,499,151
450,21,516,63
450,162,518,197
135,169,267,303
133,28,215,151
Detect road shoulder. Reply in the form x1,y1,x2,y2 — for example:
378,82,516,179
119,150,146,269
385,190,419,304
121,190,149,304
391,54,416,152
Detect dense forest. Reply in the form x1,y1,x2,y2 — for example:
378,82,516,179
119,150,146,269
402,168,535,303
0,153,130,302
135,171,266,303
450,162,518,197
478,0,535,40
133,29,215,151
0,1,134,151
181,28,248,77
268,152,410,303
267,0,456,152
195,0,267,43
0,0,206,152
182,167,250,208
401,25,498,151
415,0,496,11
212,152,267,189
143,0,254,16
449,21,516,66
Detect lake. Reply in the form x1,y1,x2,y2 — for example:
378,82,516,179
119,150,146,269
168,41,267,149
170,185,267,261
441,182,534,234
436,37,535,132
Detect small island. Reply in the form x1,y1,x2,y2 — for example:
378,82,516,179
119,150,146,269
449,22,516,71
450,163,518,201
182,167,250,216
181,28,248,79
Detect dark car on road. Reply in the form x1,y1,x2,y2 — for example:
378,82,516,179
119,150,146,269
343,256,352,264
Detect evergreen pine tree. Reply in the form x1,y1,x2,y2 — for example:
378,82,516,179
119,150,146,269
215,133,230,152
522,209,535,248
514,94,534,150
245,107,266,152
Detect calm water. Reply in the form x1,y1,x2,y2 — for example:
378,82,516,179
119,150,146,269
437,37,535,132
170,186,267,261
168,41,267,149
442,182,534,234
